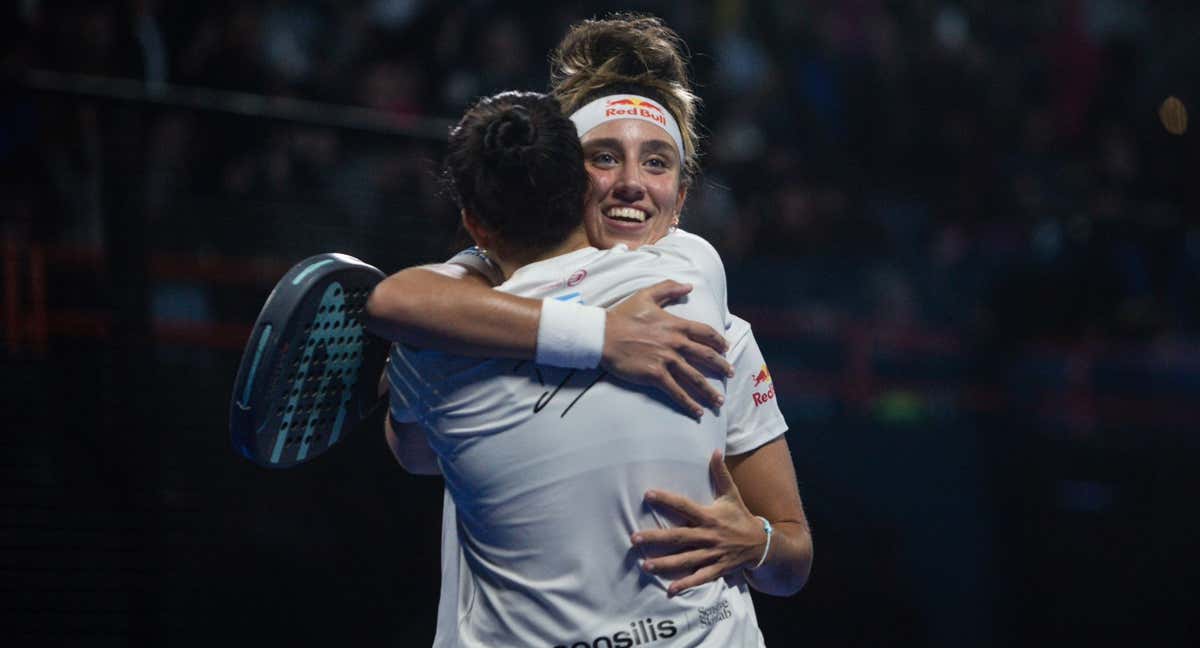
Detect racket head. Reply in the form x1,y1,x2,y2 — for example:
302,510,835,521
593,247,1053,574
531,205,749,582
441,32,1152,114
230,253,389,468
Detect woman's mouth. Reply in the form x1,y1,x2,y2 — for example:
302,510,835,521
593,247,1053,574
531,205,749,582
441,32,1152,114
605,206,648,223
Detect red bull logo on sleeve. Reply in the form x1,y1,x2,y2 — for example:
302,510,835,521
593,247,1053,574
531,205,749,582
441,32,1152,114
751,364,776,407
605,97,668,128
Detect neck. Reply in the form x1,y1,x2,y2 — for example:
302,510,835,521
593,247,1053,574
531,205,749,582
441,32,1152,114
492,227,591,280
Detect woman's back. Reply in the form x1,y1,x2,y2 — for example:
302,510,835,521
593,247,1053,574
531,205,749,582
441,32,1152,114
389,242,766,647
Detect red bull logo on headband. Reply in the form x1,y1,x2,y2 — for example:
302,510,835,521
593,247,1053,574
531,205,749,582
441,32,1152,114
571,94,685,161
605,97,668,127
751,364,776,407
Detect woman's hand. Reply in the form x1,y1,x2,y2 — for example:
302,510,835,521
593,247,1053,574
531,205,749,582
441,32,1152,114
631,450,767,596
602,281,734,417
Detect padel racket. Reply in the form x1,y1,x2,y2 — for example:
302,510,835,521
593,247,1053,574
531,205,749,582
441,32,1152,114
230,253,389,468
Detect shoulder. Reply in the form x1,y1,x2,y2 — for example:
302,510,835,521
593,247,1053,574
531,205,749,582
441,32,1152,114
445,247,504,286
653,229,728,298
654,229,725,274
498,247,606,298
654,229,729,314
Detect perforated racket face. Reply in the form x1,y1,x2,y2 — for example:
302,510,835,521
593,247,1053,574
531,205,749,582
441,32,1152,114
231,254,389,468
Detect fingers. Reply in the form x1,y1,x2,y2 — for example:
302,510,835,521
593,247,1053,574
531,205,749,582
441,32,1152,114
645,488,709,524
639,280,693,306
667,563,727,597
666,358,724,411
637,541,736,597
636,475,752,597
677,339,735,379
652,368,705,419
640,547,720,575
680,320,729,356
631,525,712,548
709,450,738,497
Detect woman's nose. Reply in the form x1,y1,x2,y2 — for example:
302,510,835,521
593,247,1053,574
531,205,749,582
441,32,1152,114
612,166,646,202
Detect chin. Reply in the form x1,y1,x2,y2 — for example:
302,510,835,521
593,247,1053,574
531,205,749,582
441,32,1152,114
586,215,665,250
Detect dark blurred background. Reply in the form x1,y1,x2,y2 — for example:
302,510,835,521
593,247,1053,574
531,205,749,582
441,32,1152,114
3,1,1199,646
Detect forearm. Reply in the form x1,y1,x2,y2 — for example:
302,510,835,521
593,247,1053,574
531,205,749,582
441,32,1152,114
727,437,813,597
365,265,539,358
743,519,812,596
367,268,730,411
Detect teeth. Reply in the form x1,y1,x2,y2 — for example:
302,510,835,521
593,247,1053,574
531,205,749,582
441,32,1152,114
607,207,647,222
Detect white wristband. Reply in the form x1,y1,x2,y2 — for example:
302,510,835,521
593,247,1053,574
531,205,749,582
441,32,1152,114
535,298,606,369
749,516,774,570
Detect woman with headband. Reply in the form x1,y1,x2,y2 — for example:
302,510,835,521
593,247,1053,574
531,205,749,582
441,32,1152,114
369,13,812,630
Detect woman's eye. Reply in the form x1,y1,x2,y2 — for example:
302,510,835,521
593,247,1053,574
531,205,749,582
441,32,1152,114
645,157,669,170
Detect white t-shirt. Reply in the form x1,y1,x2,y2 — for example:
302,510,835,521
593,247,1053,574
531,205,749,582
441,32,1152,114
392,231,786,647
444,231,787,456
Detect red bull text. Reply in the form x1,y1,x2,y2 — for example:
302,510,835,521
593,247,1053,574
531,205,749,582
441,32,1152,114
751,364,775,407
605,98,668,128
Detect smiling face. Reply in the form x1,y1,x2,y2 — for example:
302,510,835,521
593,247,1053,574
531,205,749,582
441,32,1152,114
580,119,689,250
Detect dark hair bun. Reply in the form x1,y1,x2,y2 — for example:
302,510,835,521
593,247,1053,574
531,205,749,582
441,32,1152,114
482,106,536,167
443,91,588,254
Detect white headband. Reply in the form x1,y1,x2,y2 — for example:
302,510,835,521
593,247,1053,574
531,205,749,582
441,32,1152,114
569,94,686,162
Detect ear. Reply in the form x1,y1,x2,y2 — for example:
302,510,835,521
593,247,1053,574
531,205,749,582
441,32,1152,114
460,209,494,250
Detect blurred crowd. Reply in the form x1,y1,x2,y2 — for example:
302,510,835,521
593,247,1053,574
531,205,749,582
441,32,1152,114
4,0,1199,345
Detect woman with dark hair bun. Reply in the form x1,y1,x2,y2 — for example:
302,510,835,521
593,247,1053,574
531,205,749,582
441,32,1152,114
442,91,589,261
375,88,770,646
369,14,812,646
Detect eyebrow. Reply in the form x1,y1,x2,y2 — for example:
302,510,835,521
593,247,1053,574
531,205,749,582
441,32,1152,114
641,139,678,158
583,137,679,160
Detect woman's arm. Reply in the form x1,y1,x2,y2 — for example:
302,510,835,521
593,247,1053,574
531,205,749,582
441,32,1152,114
366,263,536,357
378,363,441,475
727,438,812,595
628,320,810,596
365,264,735,414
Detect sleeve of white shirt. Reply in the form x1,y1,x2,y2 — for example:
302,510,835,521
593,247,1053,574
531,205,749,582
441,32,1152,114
445,246,504,286
386,347,418,424
724,315,788,456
